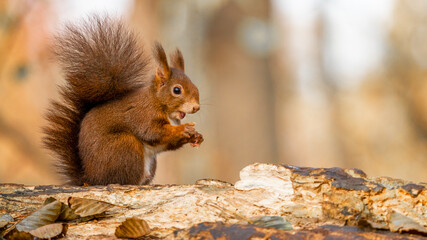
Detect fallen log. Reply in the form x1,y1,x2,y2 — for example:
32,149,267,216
0,163,426,239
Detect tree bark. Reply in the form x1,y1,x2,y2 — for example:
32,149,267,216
0,163,426,239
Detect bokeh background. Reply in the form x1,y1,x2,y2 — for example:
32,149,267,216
0,0,426,185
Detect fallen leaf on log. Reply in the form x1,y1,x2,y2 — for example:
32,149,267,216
251,216,293,231
16,200,62,232
68,197,114,217
389,212,427,235
44,197,80,221
0,214,14,229
4,231,33,240
29,223,67,239
0,221,7,229
115,217,150,239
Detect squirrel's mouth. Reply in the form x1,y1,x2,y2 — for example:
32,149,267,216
179,111,186,119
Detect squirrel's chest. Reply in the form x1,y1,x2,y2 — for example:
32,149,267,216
142,144,166,180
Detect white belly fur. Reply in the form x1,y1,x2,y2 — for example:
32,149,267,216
142,118,178,184
143,144,166,180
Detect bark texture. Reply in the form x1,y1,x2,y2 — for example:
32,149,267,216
0,163,426,239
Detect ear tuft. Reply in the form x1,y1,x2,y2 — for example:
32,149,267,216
170,48,185,72
153,41,170,80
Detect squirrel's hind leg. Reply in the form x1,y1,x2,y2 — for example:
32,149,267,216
81,133,147,185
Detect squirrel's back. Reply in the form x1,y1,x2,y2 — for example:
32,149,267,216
43,16,149,185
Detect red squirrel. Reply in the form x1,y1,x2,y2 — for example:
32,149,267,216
43,16,203,185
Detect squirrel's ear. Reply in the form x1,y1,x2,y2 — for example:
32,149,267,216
153,42,170,86
170,48,185,72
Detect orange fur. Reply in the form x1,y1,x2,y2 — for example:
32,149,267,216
43,15,203,185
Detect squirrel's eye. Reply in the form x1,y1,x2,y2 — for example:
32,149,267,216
173,86,181,95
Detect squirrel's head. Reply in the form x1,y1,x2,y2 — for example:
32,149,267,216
153,42,200,123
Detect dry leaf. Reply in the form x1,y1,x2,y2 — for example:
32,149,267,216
0,220,8,229
4,230,33,240
0,214,13,229
57,201,80,222
58,204,80,222
251,216,293,231
42,197,57,206
16,201,62,232
0,214,14,223
68,197,114,217
43,197,80,221
115,218,150,239
389,212,427,234
29,223,67,239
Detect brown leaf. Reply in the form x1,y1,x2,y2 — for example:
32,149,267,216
42,197,57,206
4,230,33,240
251,216,293,231
29,223,67,239
68,197,114,217
0,220,8,229
16,201,62,232
0,214,13,229
0,214,14,223
389,212,427,234
115,218,150,239
58,204,80,222
44,197,79,221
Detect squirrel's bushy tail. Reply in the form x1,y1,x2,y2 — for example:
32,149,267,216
43,15,149,185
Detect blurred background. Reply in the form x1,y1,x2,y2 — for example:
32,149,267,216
0,0,426,185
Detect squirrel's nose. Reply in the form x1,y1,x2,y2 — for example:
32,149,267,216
192,104,200,113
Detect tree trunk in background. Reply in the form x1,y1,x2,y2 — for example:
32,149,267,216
205,0,278,182
130,0,158,43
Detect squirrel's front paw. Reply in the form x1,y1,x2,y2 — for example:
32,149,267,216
182,122,197,138
190,132,204,147
181,123,203,147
